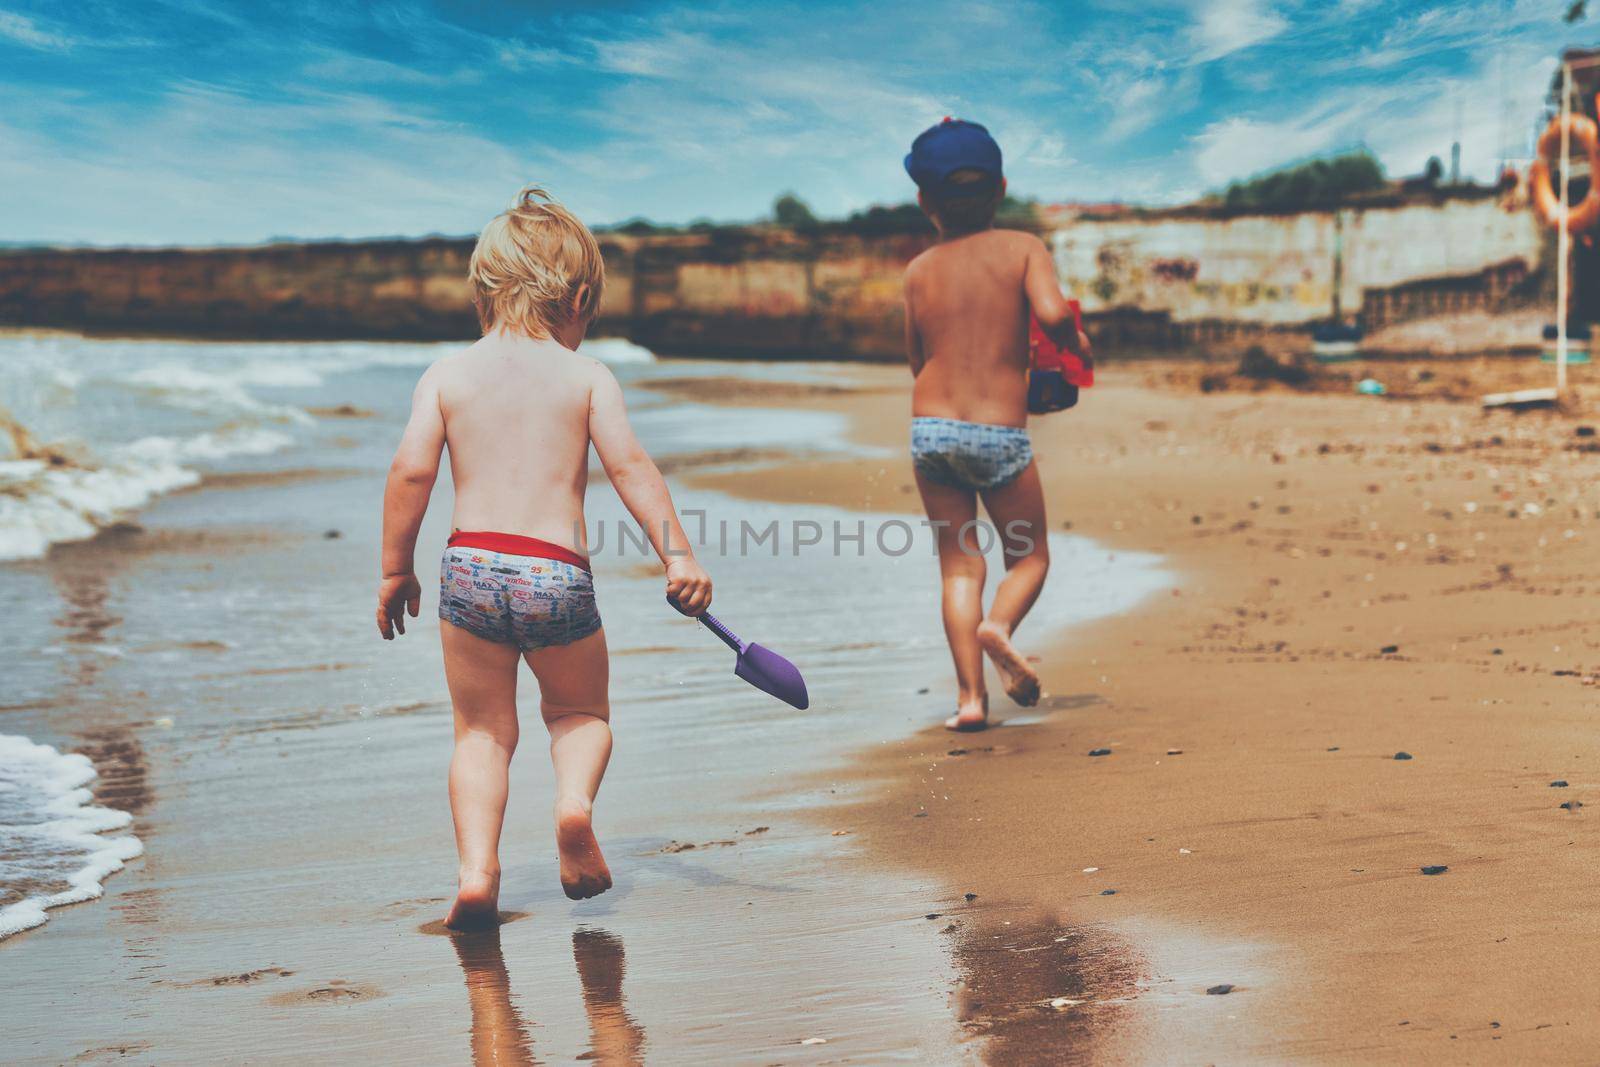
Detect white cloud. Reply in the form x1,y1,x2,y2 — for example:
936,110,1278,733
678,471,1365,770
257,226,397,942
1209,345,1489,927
1191,0,1288,62
0,10,75,52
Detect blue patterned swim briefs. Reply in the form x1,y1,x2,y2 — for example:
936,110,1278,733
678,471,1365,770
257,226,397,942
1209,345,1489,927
438,531,601,652
911,416,1033,492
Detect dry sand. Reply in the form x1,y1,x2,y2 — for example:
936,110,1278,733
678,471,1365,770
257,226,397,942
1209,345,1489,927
690,357,1600,1063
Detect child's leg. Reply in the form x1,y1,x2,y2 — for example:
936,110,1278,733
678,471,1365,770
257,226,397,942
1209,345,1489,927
915,471,988,729
523,627,613,900
441,620,524,928
977,461,1050,706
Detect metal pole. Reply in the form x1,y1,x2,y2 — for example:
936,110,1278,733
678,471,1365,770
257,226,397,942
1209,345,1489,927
1558,61,1571,394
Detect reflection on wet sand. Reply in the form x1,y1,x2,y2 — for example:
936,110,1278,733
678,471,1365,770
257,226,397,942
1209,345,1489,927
448,925,646,1066
451,925,539,1067
573,929,646,1066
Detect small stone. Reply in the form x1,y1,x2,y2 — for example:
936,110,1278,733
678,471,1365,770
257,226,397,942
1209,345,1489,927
1551,780,1569,788
1492,648,1503,655
1082,867,1099,873
1420,865,1448,875
1561,801,1583,811
925,913,941,920
1206,984,1234,995
964,892,977,901
1049,997,1085,1009
1178,848,1193,854
1327,746,1340,752
1100,889,1117,896
916,687,929,694
913,812,927,818
831,829,850,836
800,1037,827,1045
1380,644,1399,655
1166,749,1184,755
323,529,342,539
1088,748,1112,757
1577,426,1597,438
1394,752,1413,761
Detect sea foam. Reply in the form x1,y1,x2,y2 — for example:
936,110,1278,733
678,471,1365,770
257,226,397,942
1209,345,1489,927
0,734,142,942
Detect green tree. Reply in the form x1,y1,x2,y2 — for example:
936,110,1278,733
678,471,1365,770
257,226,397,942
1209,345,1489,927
1222,150,1388,211
772,192,818,229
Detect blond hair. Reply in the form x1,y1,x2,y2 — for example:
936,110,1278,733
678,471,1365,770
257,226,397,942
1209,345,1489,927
468,185,605,338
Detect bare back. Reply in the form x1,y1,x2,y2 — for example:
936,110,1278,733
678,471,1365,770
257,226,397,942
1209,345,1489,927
904,229,1037,426
434,333,598,553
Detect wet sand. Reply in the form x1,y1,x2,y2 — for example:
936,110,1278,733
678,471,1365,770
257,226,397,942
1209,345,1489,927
693,357,1600,1062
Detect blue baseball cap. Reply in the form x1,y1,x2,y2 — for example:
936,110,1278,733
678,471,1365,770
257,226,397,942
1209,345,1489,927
904,118,1003,196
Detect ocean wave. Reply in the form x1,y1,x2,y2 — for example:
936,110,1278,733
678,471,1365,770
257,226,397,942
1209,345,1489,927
122,363,313,424
0,734,143,942
0,424,295,561
583,337,657,364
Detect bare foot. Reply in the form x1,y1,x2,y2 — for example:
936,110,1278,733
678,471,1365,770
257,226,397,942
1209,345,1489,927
556,797,612,900
977,620,1040,707
445,869,501,930
944,693,989,732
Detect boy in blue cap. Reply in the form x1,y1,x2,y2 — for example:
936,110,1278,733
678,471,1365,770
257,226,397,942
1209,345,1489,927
902,118,1090,731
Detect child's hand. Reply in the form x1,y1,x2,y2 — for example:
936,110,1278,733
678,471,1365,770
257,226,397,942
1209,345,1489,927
376,573,422,639
665,557,712,616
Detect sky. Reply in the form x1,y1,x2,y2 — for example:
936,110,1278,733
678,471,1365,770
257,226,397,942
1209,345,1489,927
0,0,1587,245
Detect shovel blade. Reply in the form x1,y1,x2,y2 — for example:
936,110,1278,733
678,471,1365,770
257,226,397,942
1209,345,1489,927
734,642,809,709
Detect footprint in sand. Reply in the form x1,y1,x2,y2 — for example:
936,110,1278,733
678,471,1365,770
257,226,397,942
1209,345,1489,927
268,980,384,1006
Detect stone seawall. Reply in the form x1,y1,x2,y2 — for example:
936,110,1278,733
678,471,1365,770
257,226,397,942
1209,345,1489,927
0,195,1551,359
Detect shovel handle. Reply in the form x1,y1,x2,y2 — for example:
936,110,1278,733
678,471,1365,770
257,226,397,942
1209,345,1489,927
666,595,744,654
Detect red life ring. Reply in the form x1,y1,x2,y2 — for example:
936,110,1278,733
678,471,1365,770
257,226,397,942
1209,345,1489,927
1530,112,1600,233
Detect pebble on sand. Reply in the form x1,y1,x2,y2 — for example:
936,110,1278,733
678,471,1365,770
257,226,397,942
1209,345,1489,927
1551,780,1569,788
1420,865,1449,875
964,892,977,901
1050,997,1086,1009
1206,984,1234,995
1380,644,1400,654
800,1037,827,1045
1100,889,1117,896
925,913,941,920
1088,748,1112,757
1166,749,1184,755
1394,751,1413,760
1561,801,1583,811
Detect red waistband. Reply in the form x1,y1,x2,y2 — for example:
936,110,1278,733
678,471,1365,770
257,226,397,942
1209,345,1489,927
447,531,590,571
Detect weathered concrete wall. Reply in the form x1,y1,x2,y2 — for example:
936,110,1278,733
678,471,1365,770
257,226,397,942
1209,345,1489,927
0,195,1549,359
1054,197,1544,334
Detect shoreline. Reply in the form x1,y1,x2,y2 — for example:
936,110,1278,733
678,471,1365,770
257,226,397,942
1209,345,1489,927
679,360,1600,1061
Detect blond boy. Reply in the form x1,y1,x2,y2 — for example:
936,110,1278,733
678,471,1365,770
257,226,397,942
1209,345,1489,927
377,186,712,928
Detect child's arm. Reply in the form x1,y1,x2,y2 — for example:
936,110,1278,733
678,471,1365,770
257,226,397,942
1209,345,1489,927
376,366,446,639
587,363,713,615
1023,236,1091,356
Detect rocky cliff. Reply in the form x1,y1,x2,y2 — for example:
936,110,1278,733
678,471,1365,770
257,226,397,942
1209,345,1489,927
0,229,931,360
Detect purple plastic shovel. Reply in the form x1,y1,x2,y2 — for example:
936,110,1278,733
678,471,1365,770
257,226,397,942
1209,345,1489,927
669,596,809,709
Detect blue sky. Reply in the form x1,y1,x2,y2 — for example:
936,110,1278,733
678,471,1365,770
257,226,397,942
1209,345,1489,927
0,0,1584,245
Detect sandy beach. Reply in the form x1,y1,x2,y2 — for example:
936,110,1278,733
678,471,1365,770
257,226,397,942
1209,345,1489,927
691,356,1600,1062
4,334,1597,1064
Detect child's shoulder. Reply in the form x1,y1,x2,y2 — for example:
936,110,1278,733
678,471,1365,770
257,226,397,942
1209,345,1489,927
906,229,1044,275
